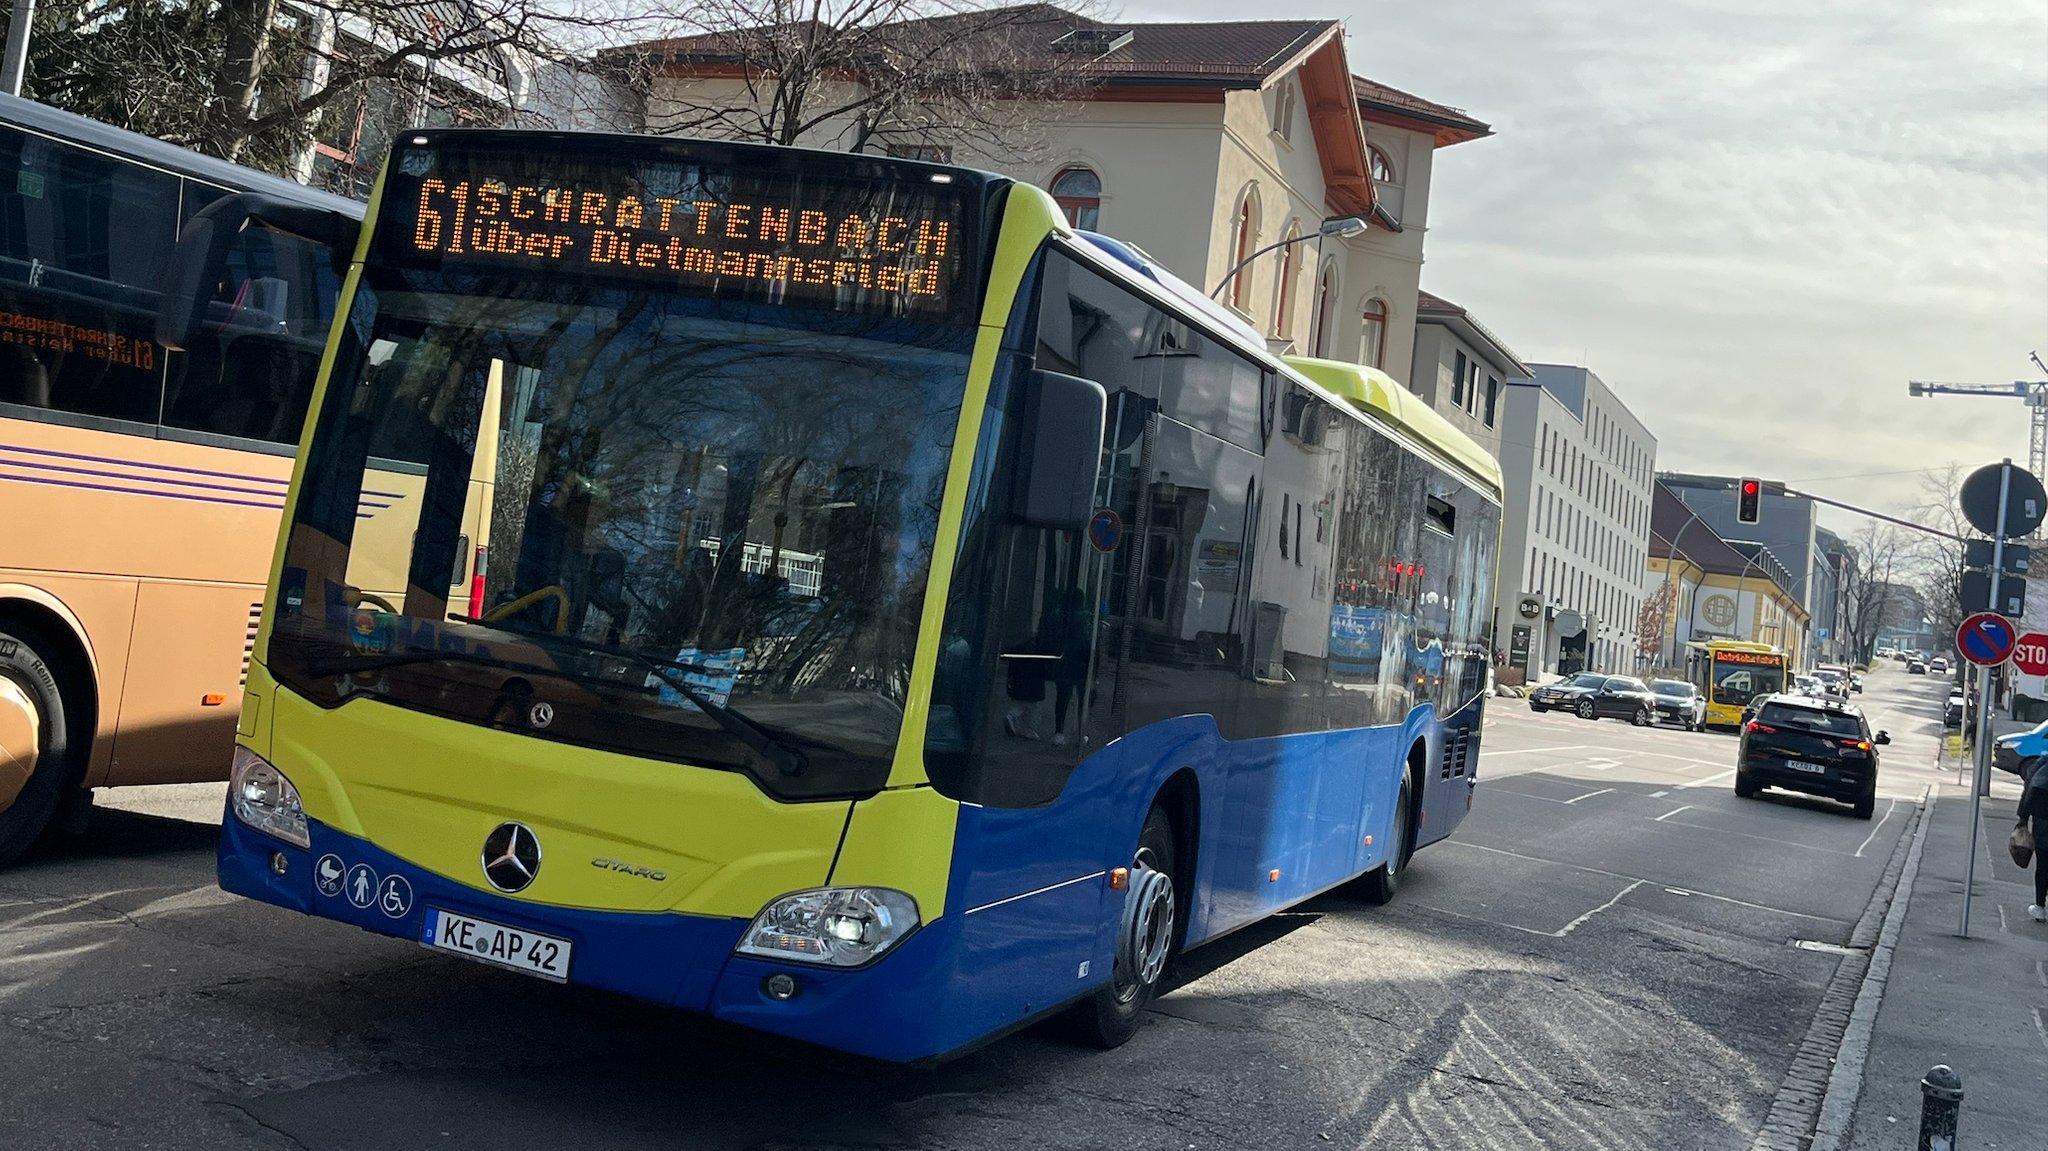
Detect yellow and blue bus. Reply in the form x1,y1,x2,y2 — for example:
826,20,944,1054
177,129,1502,1061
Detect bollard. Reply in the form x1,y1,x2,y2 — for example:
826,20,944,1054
1917,1064,1962,1151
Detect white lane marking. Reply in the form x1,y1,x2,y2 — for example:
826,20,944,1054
1654,805,1693,822
1648,790,1670,798
1579,758,1622,772
1654,817,1857,856
2034,1008,2048,1053
1556,880,1646,937
1563,788,1614,805
1678,768,1738,790
1447,841,1849,922
1485,788,1574,805
1999,904,2010,934
1854,799,1902,858
1485,745,1591,756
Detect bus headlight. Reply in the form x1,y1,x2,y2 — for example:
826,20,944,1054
736,887,920,968
229,747,309,849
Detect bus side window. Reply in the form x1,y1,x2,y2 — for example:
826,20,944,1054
161,181,340,445
0,124,174,424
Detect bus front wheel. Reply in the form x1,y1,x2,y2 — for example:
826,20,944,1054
1359,767,1415,906
0,623,85,868
1067,805,1177,1049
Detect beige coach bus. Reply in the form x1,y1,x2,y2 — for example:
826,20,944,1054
0,93,375,865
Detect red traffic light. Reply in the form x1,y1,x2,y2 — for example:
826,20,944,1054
1737,477,1762,524
1741,480,1759,495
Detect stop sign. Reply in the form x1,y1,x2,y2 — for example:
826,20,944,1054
2015,632,2048,677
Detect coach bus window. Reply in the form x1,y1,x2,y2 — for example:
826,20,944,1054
0,126,175,424
161,186,343,446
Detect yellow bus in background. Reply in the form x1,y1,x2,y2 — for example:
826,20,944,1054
1689,640,1790,727
0,93,369,865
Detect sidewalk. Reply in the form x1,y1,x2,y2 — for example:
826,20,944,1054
1842,774,2048,1149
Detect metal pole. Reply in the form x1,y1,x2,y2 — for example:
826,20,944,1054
1959,459,2012,938
1,0,34,97
1916,1064,1962,1151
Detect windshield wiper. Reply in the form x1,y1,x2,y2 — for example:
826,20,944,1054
619,651,810,778
457,619,810,778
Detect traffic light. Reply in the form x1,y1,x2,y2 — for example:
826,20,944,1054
1737,478,1762,525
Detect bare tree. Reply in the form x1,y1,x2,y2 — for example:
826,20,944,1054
1841,522,1909,664
1908,463,1971,659
619,0,1100,157
1635,583,1668,668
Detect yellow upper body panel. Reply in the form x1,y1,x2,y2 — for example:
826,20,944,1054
1282,356,1505,497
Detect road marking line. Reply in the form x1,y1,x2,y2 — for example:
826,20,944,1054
1999,904,2010,934
2035,1008,2048,1054
1484,788,1573,805
1648,790,1670,798
1678,768,1737,790
1556,880,1646,937
1484,745,1591,756
1655,818,1857,856
1654,805,1693,822
1854,799,1901,858
1444,842,1850,922
1563,788,1613,805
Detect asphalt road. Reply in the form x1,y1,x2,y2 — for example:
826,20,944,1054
0,665,1959,1150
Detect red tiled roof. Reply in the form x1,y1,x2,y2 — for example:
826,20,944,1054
625,6,1339,88
1353,75,1491,146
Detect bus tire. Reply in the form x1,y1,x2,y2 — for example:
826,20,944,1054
1066,805,1177,1050
1360,766,1415,906
0,623,86,868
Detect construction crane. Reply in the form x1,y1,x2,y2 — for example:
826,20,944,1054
1907,352,2048,478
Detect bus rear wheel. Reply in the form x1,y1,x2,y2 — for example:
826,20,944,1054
1066,805,1176,1049
0,624,84,868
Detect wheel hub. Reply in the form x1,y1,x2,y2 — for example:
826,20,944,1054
1113,864,1175,1001
0,677,40,813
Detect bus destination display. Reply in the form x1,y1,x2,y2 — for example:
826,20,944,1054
385,151,968,312
1715,649,1780,666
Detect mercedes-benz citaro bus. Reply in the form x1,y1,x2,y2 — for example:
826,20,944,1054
162,128,1501,1062
1690,640,1789,727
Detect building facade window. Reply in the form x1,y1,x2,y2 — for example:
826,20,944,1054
1229,190,1260,311
1273,82,1297,141
1452,349,1467,407
1360,296,1388,369
1484,375,1500,427
1308,261,1338,357
1369,145,1395,184
1273,224,1301,338
1050,167,1101,230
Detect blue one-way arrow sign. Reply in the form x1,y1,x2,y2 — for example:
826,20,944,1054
1958,612,2018,668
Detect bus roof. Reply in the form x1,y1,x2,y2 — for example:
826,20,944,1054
1281,356,1504,496
0,93,361,216
1688,640,1784,655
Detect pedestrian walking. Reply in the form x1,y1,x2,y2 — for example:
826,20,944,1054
2019,758,2048,921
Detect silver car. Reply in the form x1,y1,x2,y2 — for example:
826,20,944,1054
1647,678,1706,731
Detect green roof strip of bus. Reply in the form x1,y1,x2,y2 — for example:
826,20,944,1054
1282,355,1504,494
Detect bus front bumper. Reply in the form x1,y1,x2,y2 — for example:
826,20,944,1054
218,811,971,1062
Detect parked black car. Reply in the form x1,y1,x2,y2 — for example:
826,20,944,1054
1527,672,1608,714
1736,694,1890,819
1567,675,1661,725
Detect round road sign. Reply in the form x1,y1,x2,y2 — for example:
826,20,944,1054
1960,462,2048,539
1957,611,2019,668
2014,632,2048,678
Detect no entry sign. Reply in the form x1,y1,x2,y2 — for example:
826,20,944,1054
1957,612,2019,668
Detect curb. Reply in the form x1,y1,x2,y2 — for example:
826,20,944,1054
1747,794,1925,1151
1808,789,1934,1151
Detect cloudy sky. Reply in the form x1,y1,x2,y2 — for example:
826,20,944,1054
1134,0,2047,530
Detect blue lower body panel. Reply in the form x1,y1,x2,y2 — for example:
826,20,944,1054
219,812,997,1063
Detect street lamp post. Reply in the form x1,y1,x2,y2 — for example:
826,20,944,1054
1,0,34,96
1209,215,1369,301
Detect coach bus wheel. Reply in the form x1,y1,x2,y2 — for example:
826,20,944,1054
1360,767,1415,906
1068,806,1177,1049
0,624,84,869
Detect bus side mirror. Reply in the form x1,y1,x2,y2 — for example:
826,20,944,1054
1012,368,1105,531
157,193,360,351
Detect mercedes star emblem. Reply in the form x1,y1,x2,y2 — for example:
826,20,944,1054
528,701,555,730
481,822,543,893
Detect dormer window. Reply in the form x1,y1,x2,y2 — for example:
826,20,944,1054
1273,82,1297,142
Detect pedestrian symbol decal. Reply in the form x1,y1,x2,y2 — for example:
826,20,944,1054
345,863,378,909
1087,508,1122,553
378,874,414,919
314,854,346,898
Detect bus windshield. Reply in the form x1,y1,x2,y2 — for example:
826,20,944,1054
264,137,982,799
1712,655,1784,706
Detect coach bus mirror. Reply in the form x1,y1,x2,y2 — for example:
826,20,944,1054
158,193,360,352
1012,368,1106,531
